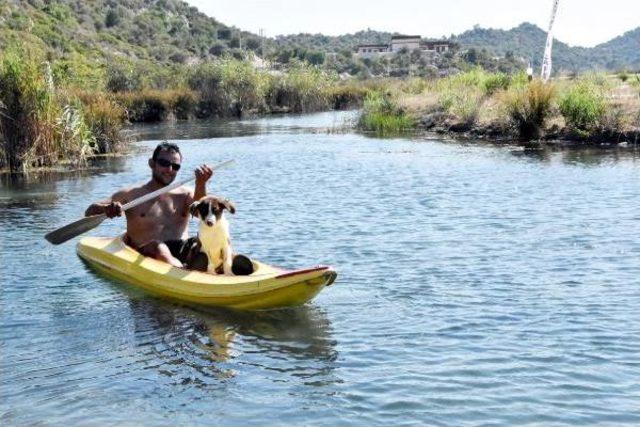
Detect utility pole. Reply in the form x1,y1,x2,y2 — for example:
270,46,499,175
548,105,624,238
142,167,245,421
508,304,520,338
541,0,560,82
259,28,265,58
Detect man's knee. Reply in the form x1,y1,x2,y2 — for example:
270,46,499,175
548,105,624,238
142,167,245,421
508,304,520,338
140,241,171,258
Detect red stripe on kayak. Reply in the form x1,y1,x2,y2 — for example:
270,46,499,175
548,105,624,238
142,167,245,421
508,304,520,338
275,265,330,279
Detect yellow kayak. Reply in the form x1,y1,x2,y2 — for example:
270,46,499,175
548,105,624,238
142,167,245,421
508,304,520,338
77,236,337,310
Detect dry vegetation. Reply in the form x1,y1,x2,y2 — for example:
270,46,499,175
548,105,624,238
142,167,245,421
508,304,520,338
357,68,640,142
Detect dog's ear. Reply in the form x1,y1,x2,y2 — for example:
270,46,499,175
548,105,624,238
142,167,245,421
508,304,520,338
222,199,235,214
189,201,200,217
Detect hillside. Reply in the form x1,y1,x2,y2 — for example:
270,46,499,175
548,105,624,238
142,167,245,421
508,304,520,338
0,0,262,64
1,0,638,74
275,23,640,72
453,23,588,72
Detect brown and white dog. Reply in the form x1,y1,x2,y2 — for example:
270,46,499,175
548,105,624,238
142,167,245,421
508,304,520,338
189,196,236,275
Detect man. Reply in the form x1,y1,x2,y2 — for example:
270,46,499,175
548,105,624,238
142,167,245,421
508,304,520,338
85,142,212,268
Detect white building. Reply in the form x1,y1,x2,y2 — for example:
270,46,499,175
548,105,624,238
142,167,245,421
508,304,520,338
356,44,391,58
390,35,421,52
356,35,453,57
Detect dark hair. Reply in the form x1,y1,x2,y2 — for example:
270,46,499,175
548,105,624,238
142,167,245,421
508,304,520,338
152,142,181,161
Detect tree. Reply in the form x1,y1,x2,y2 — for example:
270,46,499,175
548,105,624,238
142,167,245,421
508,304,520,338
105,9,120,28
217,28,232,40
209,42,226,56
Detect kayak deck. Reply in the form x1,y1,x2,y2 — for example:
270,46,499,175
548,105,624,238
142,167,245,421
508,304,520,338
77,237,337,310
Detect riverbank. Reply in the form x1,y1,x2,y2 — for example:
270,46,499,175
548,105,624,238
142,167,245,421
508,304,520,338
3,46,639,174
357,69,640,146
0,45,367,173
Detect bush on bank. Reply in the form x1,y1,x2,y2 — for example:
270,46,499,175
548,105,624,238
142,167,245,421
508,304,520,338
502,80,556,139
558,76,607,131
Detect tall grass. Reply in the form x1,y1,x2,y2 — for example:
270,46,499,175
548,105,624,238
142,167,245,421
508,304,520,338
326,82,370,109
357,91,414,134
267,62,334,113
436,70,493,125
0,46,126,172
70,91,126,153
188,58,269,117
502,80,556,139
0,48,57,170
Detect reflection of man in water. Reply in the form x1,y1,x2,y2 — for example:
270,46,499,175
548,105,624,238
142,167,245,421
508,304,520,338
85,142,212,267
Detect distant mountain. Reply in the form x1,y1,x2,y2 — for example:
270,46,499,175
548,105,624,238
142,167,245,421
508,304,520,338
593,27,640,70
1,1,638,73
453,22,639,72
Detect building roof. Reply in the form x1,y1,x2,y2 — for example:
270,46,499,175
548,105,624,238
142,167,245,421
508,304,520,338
422,40,453,44
391,35,422,40
357,44,389,48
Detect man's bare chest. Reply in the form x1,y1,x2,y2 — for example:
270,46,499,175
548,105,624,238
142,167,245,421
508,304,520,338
126,193,188,222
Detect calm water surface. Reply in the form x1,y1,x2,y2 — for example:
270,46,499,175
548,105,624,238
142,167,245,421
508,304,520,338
2,111,639,425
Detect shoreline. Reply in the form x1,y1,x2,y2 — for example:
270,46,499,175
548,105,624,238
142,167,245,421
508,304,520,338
5,110,639,176
414,114,640,147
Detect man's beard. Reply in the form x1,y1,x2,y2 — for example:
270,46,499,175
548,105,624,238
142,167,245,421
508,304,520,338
153,171,175,186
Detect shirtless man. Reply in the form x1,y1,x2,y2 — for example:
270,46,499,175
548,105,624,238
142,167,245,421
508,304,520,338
85,142,212,268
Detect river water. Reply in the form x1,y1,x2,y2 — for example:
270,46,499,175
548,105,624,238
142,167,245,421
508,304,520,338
1,111,639,425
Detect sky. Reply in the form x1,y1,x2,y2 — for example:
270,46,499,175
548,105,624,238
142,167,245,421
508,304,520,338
185,0,640,47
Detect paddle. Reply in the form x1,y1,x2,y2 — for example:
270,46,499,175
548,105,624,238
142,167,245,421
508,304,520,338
45,159,235,245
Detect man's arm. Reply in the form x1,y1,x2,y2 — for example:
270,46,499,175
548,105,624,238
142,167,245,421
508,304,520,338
85,190,129,217
192,164,213,202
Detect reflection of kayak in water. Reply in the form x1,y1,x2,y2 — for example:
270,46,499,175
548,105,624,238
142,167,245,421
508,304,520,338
77,236,337,310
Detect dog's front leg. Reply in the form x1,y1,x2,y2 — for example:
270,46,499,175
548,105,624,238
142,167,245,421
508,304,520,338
222,246,234,275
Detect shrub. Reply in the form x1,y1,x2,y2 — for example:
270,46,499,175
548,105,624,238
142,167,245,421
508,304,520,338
113,89,195,122
115,91,166,122
105,8,120,28
617,70,629,82
502,80,556,139
106,62,142,92
559,79,606,131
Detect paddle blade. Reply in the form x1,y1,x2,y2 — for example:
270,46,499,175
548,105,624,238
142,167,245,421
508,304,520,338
45,214,107,245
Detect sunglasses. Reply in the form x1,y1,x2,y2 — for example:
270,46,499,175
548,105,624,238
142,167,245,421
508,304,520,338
155,158,181,171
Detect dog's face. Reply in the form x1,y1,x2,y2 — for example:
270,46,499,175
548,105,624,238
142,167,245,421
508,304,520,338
189,196,235,227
